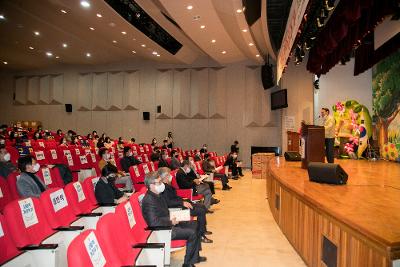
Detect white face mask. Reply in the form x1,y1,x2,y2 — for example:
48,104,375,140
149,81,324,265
168,175,173,183
3,153,10,162
184,167,191,174
32,163,40,173
128,152,133,157
155,183,165,194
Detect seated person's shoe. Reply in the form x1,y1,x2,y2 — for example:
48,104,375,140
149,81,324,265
182,264,195,267
196,256,207,263
239,174,244,177
201,236,213,243
231,176,239,180
206,209,214,214
204,230,213,235
211,198,220,204
222,186,231,190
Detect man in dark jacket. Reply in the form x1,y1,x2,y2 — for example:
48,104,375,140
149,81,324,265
95,164,129,205
158,167,212,243
202,155,231,190
224,152,243,178
0,145,17,178
142,171,206,267
169,150,181,170
157,150,170,168
120,146,141,173
176,160,217,211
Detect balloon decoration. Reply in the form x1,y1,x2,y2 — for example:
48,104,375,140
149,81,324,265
332,100,372,159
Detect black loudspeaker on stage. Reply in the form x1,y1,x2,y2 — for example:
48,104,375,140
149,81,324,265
284,151,301,161
307,162,348,185
65,104,72,113
143,112,150,120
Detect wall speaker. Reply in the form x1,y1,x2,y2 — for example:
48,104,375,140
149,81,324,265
307,162,348,185
284,151,301,161
65,104,72,113
143,112,150,120
261,63,274,89
157,105,161,113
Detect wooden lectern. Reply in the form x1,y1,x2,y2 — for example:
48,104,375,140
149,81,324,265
300,122,325,169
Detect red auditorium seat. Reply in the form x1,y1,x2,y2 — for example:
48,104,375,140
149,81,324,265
81,176,116,215
36,166,64,188
6,172,20,199
0,213,23,265
170,170,204,202
0,176,14,212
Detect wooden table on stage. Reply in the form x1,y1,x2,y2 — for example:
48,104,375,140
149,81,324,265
266,157,400,267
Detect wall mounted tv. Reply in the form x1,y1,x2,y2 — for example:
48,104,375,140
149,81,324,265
271,89,288,110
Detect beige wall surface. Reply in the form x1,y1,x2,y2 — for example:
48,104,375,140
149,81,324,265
0,59,302,166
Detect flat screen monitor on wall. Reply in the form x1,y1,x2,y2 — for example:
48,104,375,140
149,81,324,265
271,89,288,110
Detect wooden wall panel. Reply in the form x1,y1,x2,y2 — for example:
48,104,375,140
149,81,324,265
123,71,139,110
172,69,190,119
244,67,262,127
209,67,226,118
15,77,27,105
39,76,50,104
190,68,208,119
78,73,92,111
92,72,108,111
155,69,173,119
107,72,124,110
26,76,40,104
50,74,63,104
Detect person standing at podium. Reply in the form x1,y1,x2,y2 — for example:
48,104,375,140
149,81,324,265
320,108,336,163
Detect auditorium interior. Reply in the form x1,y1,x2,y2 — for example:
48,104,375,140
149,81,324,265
0,0,399,267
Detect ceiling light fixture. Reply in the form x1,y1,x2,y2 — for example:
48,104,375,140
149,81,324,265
46,52,53,57
86,53,91,57
221,50,226,54
61,9,67,14
256,54,260,57
236,9,242,13
152,51,158,55
89,27,95,30
55,56,60,59
187,5,193,10
3,61,8,65
200,25,205,29
132,50,136,54
121,31,127,35
211,39,216,43
112,40,117,43
34,31,40,36
29,46,34,50
249,43,254,46
80,1,90,8
96,13,102,18
141,44,146,47
0,15,5,20
156,54,160,57
242,29,248,32
62,43,68,48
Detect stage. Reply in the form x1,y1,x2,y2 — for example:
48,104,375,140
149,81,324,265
266,157,400,267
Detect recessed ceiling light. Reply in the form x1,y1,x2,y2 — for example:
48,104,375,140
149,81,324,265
256,54,260,57
86,53,91,57
112,40,117,43
121,31,127,35
200,25,205,29
222,51,226,54
34,31,40,36
187,5,193,10
132,38,136,41
96,13,102,18
46,52,53,57
152,51,158,55
109,22,116,27
80,1,90,8
3,61,8,65
55,56,60,59
61,9,67,14
242,29,248,32
89,27,95,31
211,39,216,43
249,43,254,46
62,43,68,48
131,50,136,54
156,54,160,57
141,44,146,47
29,46,34,50
0,15,5,20
236,9,242,13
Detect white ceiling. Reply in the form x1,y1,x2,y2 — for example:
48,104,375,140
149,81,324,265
0,0,268,71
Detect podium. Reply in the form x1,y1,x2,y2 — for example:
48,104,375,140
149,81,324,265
300,123,325,169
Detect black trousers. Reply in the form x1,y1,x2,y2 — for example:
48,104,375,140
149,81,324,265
213,173,229,187
204,181,215,194
325,138,335,163
172,221,201,265
190,203,207,235
231,165,243,176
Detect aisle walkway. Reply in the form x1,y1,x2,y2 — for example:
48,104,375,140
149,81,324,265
170,171,307,267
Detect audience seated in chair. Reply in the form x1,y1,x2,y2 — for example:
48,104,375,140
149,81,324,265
95,163,129,205
16,155,46,198
170,149,181,170
0,145,17,178
224,152,243,179
142,171,206,267
120,146,141,173
202,154,231,190
158,150,171,168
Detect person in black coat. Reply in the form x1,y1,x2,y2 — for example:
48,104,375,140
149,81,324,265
95,163,129,205
142,171,206,267
230,140,239,153
157,150,170,168
224,152,243,178
158,167,212,243
120,146,141,173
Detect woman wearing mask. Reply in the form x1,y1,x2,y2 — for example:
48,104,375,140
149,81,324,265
0,145,17,178
16,155,46,198
95,163,129,205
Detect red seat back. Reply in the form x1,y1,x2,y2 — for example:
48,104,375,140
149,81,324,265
40,187,77,228
6,172,20,199
82,176,100,207
0,177,14,212
36,167,63,188
3,197,55,247
0,214,22,265
64,182,93,215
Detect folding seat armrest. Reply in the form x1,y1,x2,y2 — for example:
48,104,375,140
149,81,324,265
78,212,102,217
55,225,84,231
19,243,59,250
145,226,173,231
98,203,117,207
133,243,165,249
